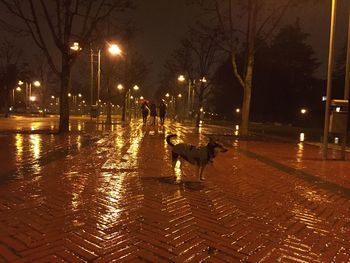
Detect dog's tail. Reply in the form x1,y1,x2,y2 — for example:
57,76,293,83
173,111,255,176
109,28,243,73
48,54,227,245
166,134,177,147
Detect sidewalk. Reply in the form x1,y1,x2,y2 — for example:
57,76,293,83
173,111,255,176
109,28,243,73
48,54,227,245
0,120,349,262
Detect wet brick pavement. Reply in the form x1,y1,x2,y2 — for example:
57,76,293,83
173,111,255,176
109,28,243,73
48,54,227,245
0,119,349,262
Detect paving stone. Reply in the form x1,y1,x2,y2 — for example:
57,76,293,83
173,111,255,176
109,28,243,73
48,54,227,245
0,121,349,261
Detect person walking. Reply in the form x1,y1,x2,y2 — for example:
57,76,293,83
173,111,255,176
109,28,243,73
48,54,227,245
159,100,167,125
149,102,157,125
141,101,150,124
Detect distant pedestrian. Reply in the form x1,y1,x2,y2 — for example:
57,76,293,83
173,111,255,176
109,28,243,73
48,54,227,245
159,100,167,125
149,102,157,125
141,101,150,124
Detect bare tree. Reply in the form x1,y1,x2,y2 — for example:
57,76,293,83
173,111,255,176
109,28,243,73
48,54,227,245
32,53,58,116
0,39,24,115
0,0,133,132
163,25,222,126
196,0,304,135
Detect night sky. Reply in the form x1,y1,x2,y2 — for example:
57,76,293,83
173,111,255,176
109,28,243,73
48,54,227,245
132,0,349,95
1,0,349,96
133,0,199,93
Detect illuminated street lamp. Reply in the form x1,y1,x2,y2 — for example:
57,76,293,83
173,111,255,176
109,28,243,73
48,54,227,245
108,44,122,55
12,86,23,109
106,43,123,125
323,0,337,159
70,42,81,51
200,77,207,83
18,80,41,112
178,75,193,119
300,108,307,114
29,96,36,102
178,75,185,82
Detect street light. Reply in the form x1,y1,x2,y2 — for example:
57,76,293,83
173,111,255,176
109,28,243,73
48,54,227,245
18,80,41,112
70,42,81,51
178,75,194,119
106,43,123,125
108,44,122,55
323,0,337,159
178,75,185,82
117,84,124,91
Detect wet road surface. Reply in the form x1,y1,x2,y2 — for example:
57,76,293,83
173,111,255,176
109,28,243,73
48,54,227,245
0,118,349,262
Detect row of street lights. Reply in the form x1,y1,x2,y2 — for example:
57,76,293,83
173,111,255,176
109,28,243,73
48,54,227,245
10,80,41,113
72,41,147,123
177,75,207,117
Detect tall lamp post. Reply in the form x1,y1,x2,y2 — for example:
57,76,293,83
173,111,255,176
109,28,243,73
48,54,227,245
323,0,337,159
106,43,122,125
18,80,41,113
340,3,350,159
178,75,191,119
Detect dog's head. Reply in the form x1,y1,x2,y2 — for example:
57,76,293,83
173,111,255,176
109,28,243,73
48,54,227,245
207,137,228,160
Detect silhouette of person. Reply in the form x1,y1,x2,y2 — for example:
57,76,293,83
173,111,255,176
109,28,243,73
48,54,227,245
141,101,150,124
149,102,157,125
159,100,167,125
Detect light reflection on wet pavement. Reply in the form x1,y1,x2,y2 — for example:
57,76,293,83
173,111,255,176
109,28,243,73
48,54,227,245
0,118,349,261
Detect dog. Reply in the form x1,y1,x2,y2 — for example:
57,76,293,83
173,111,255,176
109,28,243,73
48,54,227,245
166,134,227,181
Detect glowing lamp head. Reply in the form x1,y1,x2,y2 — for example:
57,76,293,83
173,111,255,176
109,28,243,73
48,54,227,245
178,75,185,82
108,44,122,55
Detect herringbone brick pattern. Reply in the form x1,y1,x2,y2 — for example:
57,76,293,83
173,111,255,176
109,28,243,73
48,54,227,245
0,122,349,262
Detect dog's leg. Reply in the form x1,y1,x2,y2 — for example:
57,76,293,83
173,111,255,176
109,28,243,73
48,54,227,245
172,152,179,167
199,165,205,181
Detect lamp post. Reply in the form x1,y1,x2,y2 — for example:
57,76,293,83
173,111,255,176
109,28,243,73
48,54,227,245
105,43,122,125
323,0,337,159
18,80,41,113
132,85,140,119
178,75,192,120
341,3,350,160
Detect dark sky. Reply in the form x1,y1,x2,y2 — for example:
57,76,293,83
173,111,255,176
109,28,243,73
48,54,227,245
133,0,199,94
133,0,349,96
1,0,349,97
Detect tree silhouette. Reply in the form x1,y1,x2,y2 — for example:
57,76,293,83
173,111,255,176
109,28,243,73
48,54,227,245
0,0,133,132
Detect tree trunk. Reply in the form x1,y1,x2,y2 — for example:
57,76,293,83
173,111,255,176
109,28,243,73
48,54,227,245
4,87,10,117
195,91,203,127
59,55,71,133
241,76,252,136
240,0,257,136
122,90,127,122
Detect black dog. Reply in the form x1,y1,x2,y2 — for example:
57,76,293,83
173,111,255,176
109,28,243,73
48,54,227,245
166,134,227,180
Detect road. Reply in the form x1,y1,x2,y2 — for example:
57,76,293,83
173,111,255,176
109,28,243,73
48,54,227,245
0,116,349,262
